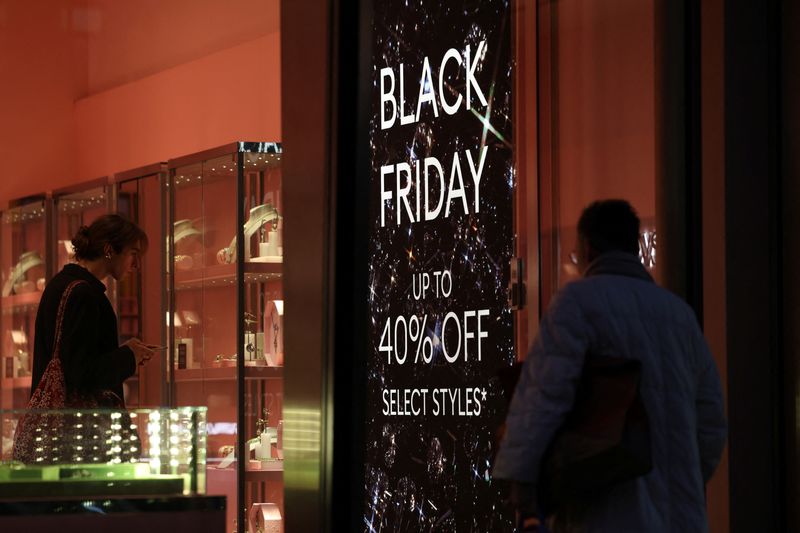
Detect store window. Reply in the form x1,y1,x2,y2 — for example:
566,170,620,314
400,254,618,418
537,0,659,310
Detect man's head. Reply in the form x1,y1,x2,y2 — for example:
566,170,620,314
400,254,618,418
575,199,640,272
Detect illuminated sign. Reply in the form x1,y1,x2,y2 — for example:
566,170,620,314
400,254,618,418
364,1,515,530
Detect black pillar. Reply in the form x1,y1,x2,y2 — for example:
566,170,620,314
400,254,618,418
725,1,783,531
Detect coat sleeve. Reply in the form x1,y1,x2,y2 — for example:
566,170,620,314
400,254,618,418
694,329,727,482
58,283,136,394
492,286,589,486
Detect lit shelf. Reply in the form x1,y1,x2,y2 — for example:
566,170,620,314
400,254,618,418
207,460,283,483
246,460,284,482
173,365,283,382
174,262,282,289
1,291,41,312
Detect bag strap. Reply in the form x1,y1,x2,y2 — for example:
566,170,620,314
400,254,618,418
52,280,88,362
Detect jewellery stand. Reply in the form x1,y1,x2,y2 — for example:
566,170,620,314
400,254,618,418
2,251,44,297
217,204,280,264
174,219,202,244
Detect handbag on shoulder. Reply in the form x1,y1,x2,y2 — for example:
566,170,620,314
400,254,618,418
538,355,652,514
12,280,136,464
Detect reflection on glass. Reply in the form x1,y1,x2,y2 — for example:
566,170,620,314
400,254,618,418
538,0,660,305
0,198,48,411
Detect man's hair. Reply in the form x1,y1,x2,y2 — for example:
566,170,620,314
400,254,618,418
577,199,640,255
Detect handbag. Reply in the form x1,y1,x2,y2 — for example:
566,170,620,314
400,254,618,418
12,280,136,464
538,355,652,514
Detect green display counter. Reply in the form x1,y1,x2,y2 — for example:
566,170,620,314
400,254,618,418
0,463,185,498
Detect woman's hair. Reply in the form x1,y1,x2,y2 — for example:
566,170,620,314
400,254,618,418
71,214,148,261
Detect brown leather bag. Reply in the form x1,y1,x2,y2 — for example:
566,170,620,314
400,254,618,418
538,355,652,514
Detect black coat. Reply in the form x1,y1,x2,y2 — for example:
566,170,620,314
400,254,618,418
31,264,135,404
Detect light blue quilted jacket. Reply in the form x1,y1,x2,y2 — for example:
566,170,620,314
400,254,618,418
493,252,727,532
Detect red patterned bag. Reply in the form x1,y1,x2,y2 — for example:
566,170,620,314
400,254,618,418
12,280,129,464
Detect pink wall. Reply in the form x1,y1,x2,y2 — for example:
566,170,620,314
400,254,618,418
0,0,281,204
75,32,281,180
85,0,279,94
0,0,87,205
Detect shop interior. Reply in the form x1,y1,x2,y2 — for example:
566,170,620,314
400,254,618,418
0,1,283,532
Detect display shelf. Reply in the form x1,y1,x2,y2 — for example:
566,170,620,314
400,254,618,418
246,460,283,483
207,461,283,483
173,366,283,383
0,195,49,411
174,263,282,290
1,291,42,312
169,142,284,533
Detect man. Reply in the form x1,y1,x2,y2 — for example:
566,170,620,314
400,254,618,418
493,200,726,532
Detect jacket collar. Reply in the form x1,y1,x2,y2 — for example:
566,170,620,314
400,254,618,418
63,263,107,293
583,251,654,283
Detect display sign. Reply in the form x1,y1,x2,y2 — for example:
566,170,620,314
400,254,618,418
364,1,515,530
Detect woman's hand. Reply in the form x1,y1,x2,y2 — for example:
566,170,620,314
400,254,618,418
123,338,157,366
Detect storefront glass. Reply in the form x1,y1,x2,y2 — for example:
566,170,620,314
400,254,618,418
537,0,659,308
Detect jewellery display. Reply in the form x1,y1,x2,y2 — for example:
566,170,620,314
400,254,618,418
175,338,194,369
264,300,284,366
4,329,30,378
2,250,44,297
248,503,282,533
218,444,236,458
244,312,265,364
254,408,278,463
174,219,202,244
213,353,238,367
175,254,195,271
216,203,281,264
253,216,282,263
169,143,285,532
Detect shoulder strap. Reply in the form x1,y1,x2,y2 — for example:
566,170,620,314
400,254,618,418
52,279,88,362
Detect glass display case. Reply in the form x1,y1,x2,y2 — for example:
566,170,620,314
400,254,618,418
52,179,111,274
0,406,207,497
168,142,283,533
0,196,51,411
113,164,169,408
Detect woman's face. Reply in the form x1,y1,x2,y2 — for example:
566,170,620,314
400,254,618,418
109,243,143,281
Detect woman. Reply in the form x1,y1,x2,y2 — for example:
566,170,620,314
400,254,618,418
30,213,156,406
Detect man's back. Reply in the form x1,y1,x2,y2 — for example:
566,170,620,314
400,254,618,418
494,252,726,532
